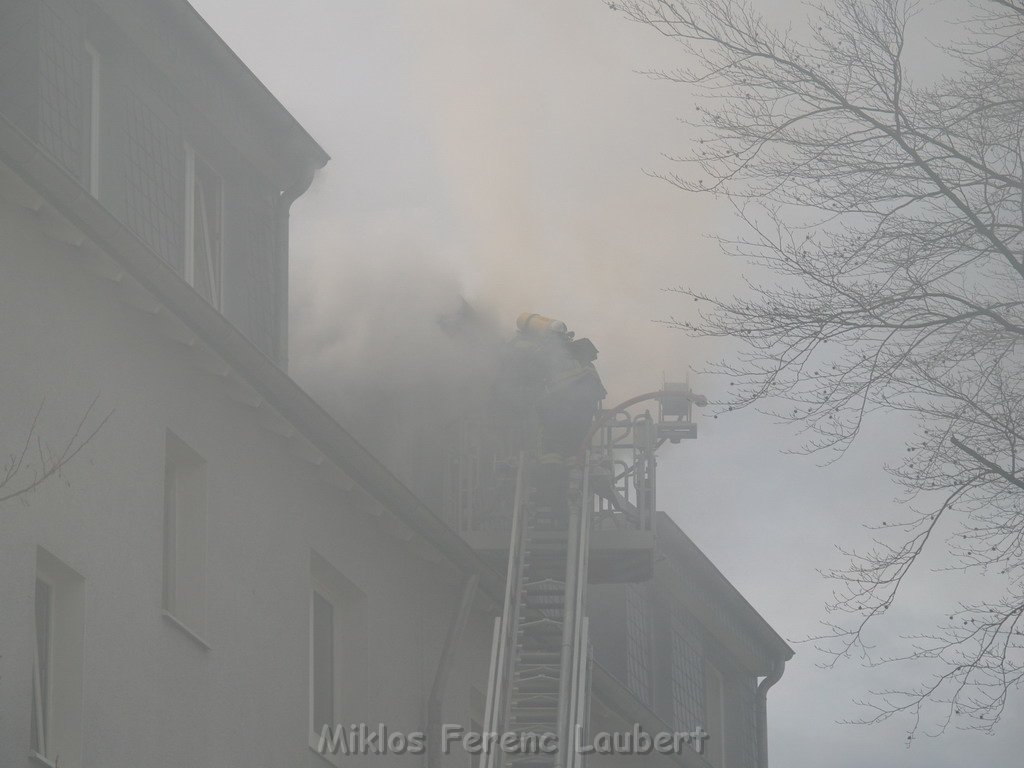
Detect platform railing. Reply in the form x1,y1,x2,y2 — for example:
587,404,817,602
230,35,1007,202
444,416,655,538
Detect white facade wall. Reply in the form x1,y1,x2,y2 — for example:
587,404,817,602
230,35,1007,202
0,195,497,768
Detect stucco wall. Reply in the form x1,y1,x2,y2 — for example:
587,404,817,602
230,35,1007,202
0,195,491,768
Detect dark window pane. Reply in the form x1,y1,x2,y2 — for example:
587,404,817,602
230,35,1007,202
312,591,334,732
31,579,52,754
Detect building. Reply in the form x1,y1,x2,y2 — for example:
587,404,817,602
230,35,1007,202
0,1,792,767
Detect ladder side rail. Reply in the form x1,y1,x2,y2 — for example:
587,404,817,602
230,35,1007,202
483,453,528,768
556,457,593,767
578,637,594,768
565,464,592,766
479,617,503,768
554,465,584,766
569,618,590,768
647,442,655,532
498,457,535,767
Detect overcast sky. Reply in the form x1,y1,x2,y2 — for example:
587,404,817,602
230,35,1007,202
190,1,1022,764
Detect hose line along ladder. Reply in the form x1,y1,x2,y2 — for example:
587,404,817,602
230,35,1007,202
479,453,593,768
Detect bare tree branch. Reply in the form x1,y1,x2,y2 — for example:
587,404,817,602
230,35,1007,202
0,396,113,505
615,0,1024,737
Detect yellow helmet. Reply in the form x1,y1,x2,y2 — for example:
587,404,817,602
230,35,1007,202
516,313,568,336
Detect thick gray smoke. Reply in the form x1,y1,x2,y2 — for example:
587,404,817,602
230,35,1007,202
188,0,1024,764
289,241,505,501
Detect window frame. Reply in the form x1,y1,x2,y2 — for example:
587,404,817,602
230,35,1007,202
84,41,100,198
624,582,653,706
308,553,368,759
29,548,85,768
184,144,224,310
703,662,726,767
669,607,706,736
161,431,209,646
31,574,56,762
309,581,336,747
736,675,759,768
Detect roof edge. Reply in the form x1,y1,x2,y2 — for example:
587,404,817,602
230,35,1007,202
657,511,795,662
180,0,329,168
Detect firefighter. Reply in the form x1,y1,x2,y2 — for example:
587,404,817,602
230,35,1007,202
504,314,607,522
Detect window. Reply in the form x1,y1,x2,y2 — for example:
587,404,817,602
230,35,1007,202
736,676,759,768
669,608,705,734
311,589,334,733
31,578,52,758
162,432,207,641
309,552,368,753
704,663,725,767
624,582,652,706
84,42,100,198
185,146,223,308
30,548,85,768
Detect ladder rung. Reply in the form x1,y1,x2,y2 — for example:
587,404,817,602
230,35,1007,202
517,650,560,659
515,672,560,683
513,691,559,701
514,686,560,696
484,461,593,763
524,578,565,588
519,618,562,629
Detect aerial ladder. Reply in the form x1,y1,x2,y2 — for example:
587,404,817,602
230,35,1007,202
475,383,705,768
478,451,592,768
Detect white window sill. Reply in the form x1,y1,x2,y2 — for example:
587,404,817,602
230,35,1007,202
162,610,211,649
29,751,56,768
